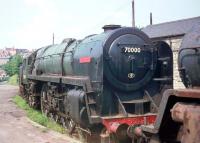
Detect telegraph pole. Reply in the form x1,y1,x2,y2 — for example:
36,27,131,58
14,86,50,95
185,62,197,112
150,12,153,25
52,33,55,45
132,0,135,27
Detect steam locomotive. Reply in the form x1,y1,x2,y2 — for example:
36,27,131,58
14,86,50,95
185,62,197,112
19,25,177,143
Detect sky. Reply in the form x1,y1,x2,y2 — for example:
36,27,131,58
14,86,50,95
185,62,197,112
0,0,199,50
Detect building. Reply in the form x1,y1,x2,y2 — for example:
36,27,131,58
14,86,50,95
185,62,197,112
0,49,11,65
0,69,6,77
16,48,29,54
0,57,10,65
5,47,16,56
142,16,200,89
0,47,30,66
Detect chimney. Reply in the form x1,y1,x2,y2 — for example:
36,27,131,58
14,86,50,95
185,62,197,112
102,25,121,32
150,12,153,25
132,0,135,27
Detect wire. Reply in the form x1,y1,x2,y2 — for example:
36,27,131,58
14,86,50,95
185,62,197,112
84,1,131,33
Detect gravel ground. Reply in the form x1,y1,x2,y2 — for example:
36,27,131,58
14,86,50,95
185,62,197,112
0,84,81,143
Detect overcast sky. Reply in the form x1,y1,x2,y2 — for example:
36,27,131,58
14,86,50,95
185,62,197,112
0,0,199,50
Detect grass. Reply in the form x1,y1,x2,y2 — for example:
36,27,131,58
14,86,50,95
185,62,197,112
13,95,65,134
8,74,18,85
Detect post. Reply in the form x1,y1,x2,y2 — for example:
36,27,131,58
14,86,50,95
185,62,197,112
52,33,55,45
150,12,153,25
132,0,135,27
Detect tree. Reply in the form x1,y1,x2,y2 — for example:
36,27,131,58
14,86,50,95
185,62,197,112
2,54,22,76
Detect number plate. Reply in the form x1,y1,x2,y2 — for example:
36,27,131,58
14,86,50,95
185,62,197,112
122,47,141,53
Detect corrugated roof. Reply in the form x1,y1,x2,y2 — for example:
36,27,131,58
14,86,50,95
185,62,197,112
142,16,200,39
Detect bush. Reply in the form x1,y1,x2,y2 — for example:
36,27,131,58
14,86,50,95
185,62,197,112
3,54,22,76
8,74,18,85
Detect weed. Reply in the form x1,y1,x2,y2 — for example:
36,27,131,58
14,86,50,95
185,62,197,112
13,95,65,134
